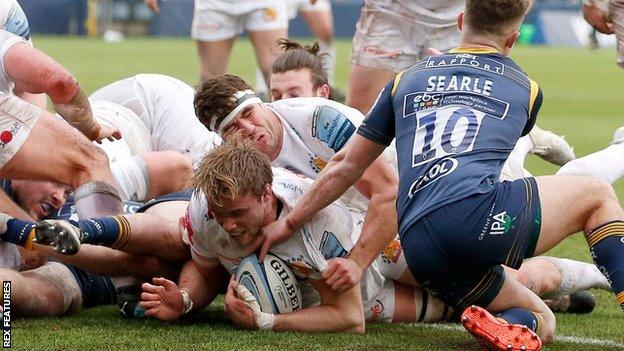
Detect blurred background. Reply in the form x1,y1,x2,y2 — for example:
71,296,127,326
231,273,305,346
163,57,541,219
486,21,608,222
17,0,616,48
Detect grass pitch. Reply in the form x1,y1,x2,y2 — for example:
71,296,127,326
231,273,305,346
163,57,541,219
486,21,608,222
12,36,624,350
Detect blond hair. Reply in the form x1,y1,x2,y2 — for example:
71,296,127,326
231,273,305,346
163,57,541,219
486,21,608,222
191,140,273,207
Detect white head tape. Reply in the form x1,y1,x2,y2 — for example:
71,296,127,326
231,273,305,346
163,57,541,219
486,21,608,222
211,89,262,134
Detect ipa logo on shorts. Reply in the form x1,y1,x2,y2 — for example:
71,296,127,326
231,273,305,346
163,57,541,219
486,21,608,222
489,210,516,236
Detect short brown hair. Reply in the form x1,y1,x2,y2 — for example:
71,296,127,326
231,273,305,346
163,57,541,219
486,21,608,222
191,139,273,207
465,0,530,36
194,74,253,131
272,39,329,91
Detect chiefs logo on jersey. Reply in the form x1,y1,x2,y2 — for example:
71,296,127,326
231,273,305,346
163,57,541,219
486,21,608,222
179,209,194,245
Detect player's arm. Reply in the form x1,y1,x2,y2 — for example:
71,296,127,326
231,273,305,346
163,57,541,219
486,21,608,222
3,43,119,142
226,269,365,333
522,80,543,136
140,259,228,321
260,83,397,284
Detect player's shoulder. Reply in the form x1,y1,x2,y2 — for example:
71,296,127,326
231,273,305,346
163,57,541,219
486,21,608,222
271,167,312,206
269,97,364,124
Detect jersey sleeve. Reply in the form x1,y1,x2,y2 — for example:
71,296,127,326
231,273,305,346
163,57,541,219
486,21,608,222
310,101,362,153
356,80,396,146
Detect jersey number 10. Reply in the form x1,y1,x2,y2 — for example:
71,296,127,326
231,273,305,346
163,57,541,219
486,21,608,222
412,107,485,167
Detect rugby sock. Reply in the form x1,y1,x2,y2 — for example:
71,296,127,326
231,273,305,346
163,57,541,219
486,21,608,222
495,308,539,332
414,289,454,322
585,220,624,312
1,218,36,250
556,143,624,184
318,40,336,85
72,215,131,249
541,257,611,298
74,181,123,218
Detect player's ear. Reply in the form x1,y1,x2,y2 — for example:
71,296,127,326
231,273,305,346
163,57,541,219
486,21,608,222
261,183,272,202
457,12,464,31
317,84,331,99
505,30,520,49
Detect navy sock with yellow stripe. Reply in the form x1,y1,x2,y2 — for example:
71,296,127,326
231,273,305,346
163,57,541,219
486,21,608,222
495,308,538,332
75,215,131,250
2,218,36,249
585,220,624,312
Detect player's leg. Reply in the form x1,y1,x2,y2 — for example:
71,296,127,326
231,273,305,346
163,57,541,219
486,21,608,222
298,2,335,85
191,2,239,82
0,262,82,316
556,126,624,183
609,0,624,68
389,281,453,323
463,273,553,347
346,3,411,114
0,107,121,218
534,175,624,312
112,151,192,202
245,0,288,85
37,200,190,263
512,256,610,299
41,244,179,280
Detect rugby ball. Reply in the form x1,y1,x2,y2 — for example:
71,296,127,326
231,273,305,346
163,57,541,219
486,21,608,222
236,253,302,314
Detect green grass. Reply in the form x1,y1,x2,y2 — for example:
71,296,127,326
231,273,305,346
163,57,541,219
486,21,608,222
12,37,624,350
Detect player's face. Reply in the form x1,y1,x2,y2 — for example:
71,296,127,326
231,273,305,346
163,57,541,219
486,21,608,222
210,190,273,250
221,104,283,160
11,180,70,220
269,69,323,101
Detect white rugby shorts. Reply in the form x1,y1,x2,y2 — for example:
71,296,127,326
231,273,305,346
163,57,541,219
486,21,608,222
192,0,288,41
0,93,40,169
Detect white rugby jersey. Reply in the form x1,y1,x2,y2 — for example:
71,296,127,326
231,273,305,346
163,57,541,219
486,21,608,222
266,97,374,210
181,167,387,313
0,30,26,95
90,74,221,167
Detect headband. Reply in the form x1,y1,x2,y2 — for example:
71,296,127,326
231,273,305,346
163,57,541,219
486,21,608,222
210,89,262,134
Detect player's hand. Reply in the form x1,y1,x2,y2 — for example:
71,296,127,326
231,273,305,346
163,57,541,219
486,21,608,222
224,275,257,330
143,0,159,13
255,218,293,261
94,124,122,143
322,257,362,293
140,277,185,321
583,3,614,34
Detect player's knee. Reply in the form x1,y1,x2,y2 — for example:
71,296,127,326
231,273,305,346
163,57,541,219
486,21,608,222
71,147,111,185
316,29,333,43
588,177,619,206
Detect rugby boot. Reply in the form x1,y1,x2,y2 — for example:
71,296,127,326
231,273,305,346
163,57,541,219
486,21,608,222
528,125,575,166
461,305,542,351
33,220,83,255
545,291,596,314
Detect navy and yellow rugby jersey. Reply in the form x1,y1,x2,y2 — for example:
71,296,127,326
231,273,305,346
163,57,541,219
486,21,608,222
358,48,543,234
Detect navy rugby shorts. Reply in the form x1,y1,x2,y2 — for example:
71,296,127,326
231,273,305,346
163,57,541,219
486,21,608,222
401,177,541,309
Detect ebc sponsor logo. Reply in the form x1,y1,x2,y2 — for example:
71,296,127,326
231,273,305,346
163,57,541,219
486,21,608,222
408,157,458,197
403,91,443,117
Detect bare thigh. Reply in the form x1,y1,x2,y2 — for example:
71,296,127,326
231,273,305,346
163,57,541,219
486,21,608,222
533,175,623,255
346,64,396,114
196,38,236,82
299,10,333,42
248,28,288,81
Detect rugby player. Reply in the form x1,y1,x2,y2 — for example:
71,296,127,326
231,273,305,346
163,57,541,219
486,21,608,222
257,0,624,349
583,0,624,68
143,0,287,86
132,143,609,331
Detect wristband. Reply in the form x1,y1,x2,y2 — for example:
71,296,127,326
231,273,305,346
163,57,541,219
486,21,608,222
180,290,193,315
